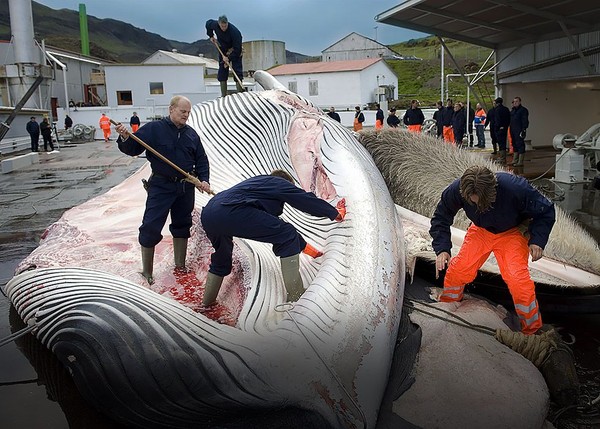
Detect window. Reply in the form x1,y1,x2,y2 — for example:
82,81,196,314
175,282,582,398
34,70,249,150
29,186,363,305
309,80,318,96
288,81,297,93
149,82,164,94
116,90,132,105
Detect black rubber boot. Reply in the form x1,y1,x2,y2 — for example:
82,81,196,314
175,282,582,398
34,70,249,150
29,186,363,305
141,246,155,285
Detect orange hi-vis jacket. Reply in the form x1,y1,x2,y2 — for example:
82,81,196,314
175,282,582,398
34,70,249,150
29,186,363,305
99,115,111,130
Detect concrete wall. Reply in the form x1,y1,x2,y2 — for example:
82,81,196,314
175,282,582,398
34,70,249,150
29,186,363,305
103,64,209,107
499,78,600,149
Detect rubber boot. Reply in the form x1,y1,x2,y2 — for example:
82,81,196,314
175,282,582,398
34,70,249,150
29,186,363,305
220,81,228,97
510,153,520,166
514,152,525,167
280,254,304,302
492,141,498,155
141,246,155,285
202,272,224,306
498,150,506,164
173,237,188,269
235,80,244,93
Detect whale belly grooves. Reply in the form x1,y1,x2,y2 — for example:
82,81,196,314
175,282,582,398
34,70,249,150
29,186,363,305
7,72,405,429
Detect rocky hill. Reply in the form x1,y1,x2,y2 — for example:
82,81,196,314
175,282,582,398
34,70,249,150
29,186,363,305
0,0,312,63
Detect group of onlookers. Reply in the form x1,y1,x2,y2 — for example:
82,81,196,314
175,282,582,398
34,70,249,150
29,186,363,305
432,96,529,166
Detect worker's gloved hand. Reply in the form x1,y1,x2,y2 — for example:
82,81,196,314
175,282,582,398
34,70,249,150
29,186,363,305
519,130,526,139
335,198,346,222
303,243,323,258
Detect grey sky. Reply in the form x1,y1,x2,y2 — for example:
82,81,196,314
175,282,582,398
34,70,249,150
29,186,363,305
33,0,426,56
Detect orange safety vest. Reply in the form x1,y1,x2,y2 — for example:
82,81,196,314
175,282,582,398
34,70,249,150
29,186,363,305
99,116,111,130
353,117,363,131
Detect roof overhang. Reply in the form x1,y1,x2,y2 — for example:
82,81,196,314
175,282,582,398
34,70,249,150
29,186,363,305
376,0,600,50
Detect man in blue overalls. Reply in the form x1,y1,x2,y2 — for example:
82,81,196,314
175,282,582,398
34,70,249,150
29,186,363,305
206,15,244,96
200,170,346,305
116,96,211,284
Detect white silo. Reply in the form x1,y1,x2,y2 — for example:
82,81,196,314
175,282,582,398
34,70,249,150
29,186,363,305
242,40,286,75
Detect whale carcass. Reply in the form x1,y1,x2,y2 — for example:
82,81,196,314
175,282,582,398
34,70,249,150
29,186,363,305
6,72,405,428
358,128,600,292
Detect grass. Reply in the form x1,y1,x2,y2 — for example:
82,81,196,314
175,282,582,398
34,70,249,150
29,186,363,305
387,36,496,108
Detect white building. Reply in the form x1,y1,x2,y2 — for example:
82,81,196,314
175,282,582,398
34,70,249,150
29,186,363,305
321,32,404,62
142,50,219,77
268,58,398,113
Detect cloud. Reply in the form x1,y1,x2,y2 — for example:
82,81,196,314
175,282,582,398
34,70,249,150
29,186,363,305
34,0,426,56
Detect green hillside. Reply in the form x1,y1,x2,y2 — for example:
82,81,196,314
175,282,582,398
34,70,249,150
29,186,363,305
387,36,495,109
0,2,495,107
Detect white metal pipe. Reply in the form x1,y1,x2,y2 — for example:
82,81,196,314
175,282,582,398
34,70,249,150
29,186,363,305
47,51,70,116
8,0,36,64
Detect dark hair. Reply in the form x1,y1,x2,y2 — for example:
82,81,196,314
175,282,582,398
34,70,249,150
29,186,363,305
270,169,294,183
459,166,497,212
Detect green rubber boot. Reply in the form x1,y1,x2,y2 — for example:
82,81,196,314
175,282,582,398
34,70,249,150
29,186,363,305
173,237,188,269
203,272,224,306
514,152,525,167
220,81,228,97
280,254,304,302
141,246,155,285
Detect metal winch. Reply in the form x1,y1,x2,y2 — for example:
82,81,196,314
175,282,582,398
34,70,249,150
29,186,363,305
552,123,600,183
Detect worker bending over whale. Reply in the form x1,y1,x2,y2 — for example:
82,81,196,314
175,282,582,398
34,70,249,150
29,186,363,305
430,165,555,334
201,170,346,305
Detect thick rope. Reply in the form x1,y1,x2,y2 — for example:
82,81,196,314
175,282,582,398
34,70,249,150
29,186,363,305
494,329,559,367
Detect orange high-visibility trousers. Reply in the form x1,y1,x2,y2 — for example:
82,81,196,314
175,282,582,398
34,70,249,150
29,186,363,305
441,225,542,335
375,119,383,130
442,126,454,143
131,124,139,133
407,124,422,133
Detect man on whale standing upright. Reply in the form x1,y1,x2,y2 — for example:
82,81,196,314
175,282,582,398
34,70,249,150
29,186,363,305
206,15,244,97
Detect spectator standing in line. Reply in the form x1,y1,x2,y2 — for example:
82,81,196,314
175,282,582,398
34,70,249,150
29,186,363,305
432,100,444,138
403,99,425,133
474,103,486,148
326,107,341,122
26,116,40,152
485,100,498,155
387,108,401,128
40,117,55,152
353,106,365,131
493,97,511,164
206,15,244,96
509,97,529,167
130,112,141,132
64,115,73,130
441,99,455,143
451,102,466,147
99,113,111,142
375,103,384,130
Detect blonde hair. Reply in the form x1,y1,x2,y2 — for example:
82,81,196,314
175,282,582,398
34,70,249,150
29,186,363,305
460,166,497,211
